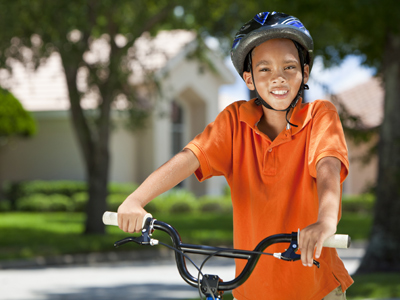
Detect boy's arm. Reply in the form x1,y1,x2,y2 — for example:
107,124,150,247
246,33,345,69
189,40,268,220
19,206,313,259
117,148,200,233
299,156,342,267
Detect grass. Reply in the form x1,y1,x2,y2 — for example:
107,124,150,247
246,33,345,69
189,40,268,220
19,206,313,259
0,212,234,261
0,211,371,261
0,212,121,260
347,273,400,299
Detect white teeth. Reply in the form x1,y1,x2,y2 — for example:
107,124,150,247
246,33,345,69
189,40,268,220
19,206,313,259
271,90,288,95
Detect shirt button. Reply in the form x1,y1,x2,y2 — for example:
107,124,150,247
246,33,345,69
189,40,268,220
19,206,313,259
268,148,272,152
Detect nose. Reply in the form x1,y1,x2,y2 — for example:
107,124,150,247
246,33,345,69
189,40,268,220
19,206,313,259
271,70,286,84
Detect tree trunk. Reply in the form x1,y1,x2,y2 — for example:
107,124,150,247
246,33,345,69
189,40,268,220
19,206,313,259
356,33,400,273
61,52,110,235
84,136,109,235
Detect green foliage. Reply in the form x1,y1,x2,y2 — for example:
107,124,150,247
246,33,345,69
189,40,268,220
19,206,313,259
2,180,376,219
108,182,139,195
17,194,74,212
347,273,400,299
0,200,11,212
0,88,36,138
2,180,87,201
72,192,88,212
146,189,198,214
1,180,139,212
198,195,232,213
337,213,372,241
342,194,375,214
106,193,127,212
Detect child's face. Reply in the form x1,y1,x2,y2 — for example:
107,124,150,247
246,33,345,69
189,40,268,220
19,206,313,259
243,38,309,111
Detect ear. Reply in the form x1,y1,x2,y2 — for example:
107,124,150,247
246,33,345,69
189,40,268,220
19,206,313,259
243,71,255,90
303,64,310,84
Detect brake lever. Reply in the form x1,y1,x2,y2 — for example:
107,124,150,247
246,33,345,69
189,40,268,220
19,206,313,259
280,232,320,268
114,217,157,247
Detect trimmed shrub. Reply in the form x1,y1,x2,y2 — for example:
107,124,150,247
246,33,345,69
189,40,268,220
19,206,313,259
108,182,138,195
17,194,74,212
342,194,375,214
145,189,198,215
198,195,232,213
107,194,127,212
2,180,87,202
72,192,88,212
1,180,141,212
21,181,87,197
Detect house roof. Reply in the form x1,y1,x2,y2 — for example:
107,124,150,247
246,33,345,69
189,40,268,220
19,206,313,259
1,30,233,112
333,77,384,129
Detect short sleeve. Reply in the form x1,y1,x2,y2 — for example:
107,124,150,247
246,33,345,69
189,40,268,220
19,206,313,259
184,107,235,182
308,101,349,183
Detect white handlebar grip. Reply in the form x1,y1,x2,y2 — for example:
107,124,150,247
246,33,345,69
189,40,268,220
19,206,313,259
323,234,351,249
141,213,153,229
103,211,118,226
102,211,153,229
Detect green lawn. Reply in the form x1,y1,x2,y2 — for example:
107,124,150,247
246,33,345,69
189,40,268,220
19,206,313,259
347,273,400,299
0,212,234,260
0,211,371,261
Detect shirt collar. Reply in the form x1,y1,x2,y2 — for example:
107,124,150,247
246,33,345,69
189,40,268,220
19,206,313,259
239,98,313,135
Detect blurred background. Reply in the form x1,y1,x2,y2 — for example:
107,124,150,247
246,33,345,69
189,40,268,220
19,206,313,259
0,0,399,299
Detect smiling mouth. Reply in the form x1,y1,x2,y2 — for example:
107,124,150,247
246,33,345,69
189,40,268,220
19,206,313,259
271,90,289,95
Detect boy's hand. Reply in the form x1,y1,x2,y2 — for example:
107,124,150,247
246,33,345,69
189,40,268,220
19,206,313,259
117,197,148,233
299,220,337,267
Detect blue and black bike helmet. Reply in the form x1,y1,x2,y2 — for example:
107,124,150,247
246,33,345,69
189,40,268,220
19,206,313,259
231,11,314,77
231,12,314,127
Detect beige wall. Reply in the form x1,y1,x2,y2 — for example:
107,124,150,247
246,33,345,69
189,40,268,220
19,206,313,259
0,111,140,184
343,136,378,195
0,111,84,182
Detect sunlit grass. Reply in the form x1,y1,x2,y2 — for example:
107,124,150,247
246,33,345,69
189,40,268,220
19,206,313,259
347,273,400,299
0,211,370,261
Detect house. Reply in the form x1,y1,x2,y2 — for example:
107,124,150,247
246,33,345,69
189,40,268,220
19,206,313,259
0,30,235,196
333,77,384,195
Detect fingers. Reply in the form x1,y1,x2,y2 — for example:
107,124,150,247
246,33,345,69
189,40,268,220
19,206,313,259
299,231,315,267
117,204,147,233
299,221,337,267
314,240,323,259
299,229,325,267
118,212,144,233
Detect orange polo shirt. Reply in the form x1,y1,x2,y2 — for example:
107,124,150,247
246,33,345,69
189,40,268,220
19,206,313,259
185,98,353,300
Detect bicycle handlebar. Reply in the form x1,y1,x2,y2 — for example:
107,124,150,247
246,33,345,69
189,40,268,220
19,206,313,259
103,211,351,249
103,211,351,295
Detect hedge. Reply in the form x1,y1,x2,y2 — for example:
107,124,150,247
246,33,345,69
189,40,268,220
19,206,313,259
0,180,375,215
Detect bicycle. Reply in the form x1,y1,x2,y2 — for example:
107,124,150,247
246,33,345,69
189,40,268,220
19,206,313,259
103,212,351,300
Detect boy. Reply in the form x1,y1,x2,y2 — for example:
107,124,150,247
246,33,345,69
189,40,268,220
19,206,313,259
118,11,353,300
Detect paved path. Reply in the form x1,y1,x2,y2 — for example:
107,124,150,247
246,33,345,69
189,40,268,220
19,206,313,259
0,247,364,300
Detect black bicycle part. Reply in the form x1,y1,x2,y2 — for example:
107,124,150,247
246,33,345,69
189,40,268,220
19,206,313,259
113,218,319,292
